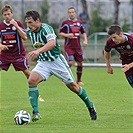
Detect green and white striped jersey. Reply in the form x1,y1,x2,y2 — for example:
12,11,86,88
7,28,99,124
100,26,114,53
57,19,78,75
26,23,61,61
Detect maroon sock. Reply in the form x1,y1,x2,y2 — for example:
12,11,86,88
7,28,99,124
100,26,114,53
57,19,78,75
76,66,82,82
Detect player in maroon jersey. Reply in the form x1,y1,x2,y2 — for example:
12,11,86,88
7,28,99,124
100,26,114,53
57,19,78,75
104,25,133,88
0,4,30,77
59,7,88,85
0,4,44,101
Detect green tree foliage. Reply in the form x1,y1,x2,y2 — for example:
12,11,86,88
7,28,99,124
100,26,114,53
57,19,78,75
89,6,112,35
122,19,130,32
40,0,49,23
0,1,3,21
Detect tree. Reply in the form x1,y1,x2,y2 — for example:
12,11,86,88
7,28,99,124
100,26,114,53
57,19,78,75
40,0,49,23
89,6,112,35
0,1,3,22
113,0,120,24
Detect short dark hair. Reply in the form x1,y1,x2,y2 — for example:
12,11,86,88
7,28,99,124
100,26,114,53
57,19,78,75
25,10,41,21
107,25,123,35
68,7,76,12
1,4,13,14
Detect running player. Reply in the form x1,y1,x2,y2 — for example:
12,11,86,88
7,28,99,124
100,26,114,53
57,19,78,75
59,7,88,85
104,25,133,88
25,10,97,122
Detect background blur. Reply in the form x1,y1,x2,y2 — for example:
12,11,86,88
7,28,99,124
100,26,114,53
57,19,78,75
0,0,133,65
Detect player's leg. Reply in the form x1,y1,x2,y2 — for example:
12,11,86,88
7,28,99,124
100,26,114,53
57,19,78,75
76,61,84,85
28,61,51,122
23,69,30,78
75,50,84,84
66,83,97,120
52,54,97,120
28,70,43,122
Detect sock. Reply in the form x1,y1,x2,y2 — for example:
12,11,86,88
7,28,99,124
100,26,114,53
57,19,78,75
76,66,82,82
28,86,39,113
77,87,93,108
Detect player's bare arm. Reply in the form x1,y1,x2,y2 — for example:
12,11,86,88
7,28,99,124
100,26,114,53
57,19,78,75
82,33,88,46
59,32,74,39
10,20,27,40
104,50,114,74
28,39,56,60
121,62,133,72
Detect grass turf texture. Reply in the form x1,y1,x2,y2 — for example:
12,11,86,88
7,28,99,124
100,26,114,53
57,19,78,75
0,67,132,133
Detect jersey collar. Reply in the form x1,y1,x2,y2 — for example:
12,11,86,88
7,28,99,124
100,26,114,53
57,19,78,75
3,19,14,26
68,18,77,22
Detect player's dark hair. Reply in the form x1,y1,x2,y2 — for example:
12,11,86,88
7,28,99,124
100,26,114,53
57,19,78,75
25,10,41,21
107,25,123,35
1,4,13,14
68,7,76,12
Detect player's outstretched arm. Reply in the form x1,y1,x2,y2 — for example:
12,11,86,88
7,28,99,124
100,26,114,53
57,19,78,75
104,50,113,74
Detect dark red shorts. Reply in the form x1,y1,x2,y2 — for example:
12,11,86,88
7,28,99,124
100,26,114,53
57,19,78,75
0,54,29,71
65,48,83,62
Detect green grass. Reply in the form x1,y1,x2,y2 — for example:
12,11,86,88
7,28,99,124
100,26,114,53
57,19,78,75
0,67,133,133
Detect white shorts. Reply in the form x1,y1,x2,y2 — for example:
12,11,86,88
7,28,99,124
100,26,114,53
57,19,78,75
32,54,75,84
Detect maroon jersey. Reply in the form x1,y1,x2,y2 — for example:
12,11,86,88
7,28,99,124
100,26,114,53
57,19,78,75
59,18,85,49
0,20,26,56
104,33,133,77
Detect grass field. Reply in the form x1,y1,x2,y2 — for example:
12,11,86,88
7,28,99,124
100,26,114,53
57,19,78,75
0,66,133,133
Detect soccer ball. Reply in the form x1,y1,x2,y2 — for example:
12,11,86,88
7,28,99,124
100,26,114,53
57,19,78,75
14,110,30,125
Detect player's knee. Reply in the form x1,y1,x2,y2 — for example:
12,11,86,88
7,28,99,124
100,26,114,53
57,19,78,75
67,82,80,93
28,78,37,86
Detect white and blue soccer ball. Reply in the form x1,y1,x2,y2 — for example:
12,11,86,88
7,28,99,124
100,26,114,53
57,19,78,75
14,110,30,125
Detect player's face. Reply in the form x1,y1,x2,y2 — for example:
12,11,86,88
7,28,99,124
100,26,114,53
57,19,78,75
68,9,76,21
110,33,123,44
2,9,13,24
25,17,40,32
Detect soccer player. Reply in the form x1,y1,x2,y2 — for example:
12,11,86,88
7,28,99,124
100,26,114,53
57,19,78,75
104,25,133,88
0,4,44,102
59,7,88,85
25,10,97,122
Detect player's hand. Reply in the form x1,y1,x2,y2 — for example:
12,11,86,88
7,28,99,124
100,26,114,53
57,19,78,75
67,33,74,39
0,45,8,51
10,20,19,28
83,40,88,46
107,67,113,74
121,64,131,72
27,50,39,60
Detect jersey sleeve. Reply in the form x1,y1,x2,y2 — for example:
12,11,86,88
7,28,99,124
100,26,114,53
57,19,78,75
80,24,86,34
44,25,56,42
104,38,112,52
59,21,68,33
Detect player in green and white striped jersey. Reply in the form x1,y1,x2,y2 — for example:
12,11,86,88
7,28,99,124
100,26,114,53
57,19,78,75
25,10,97,122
